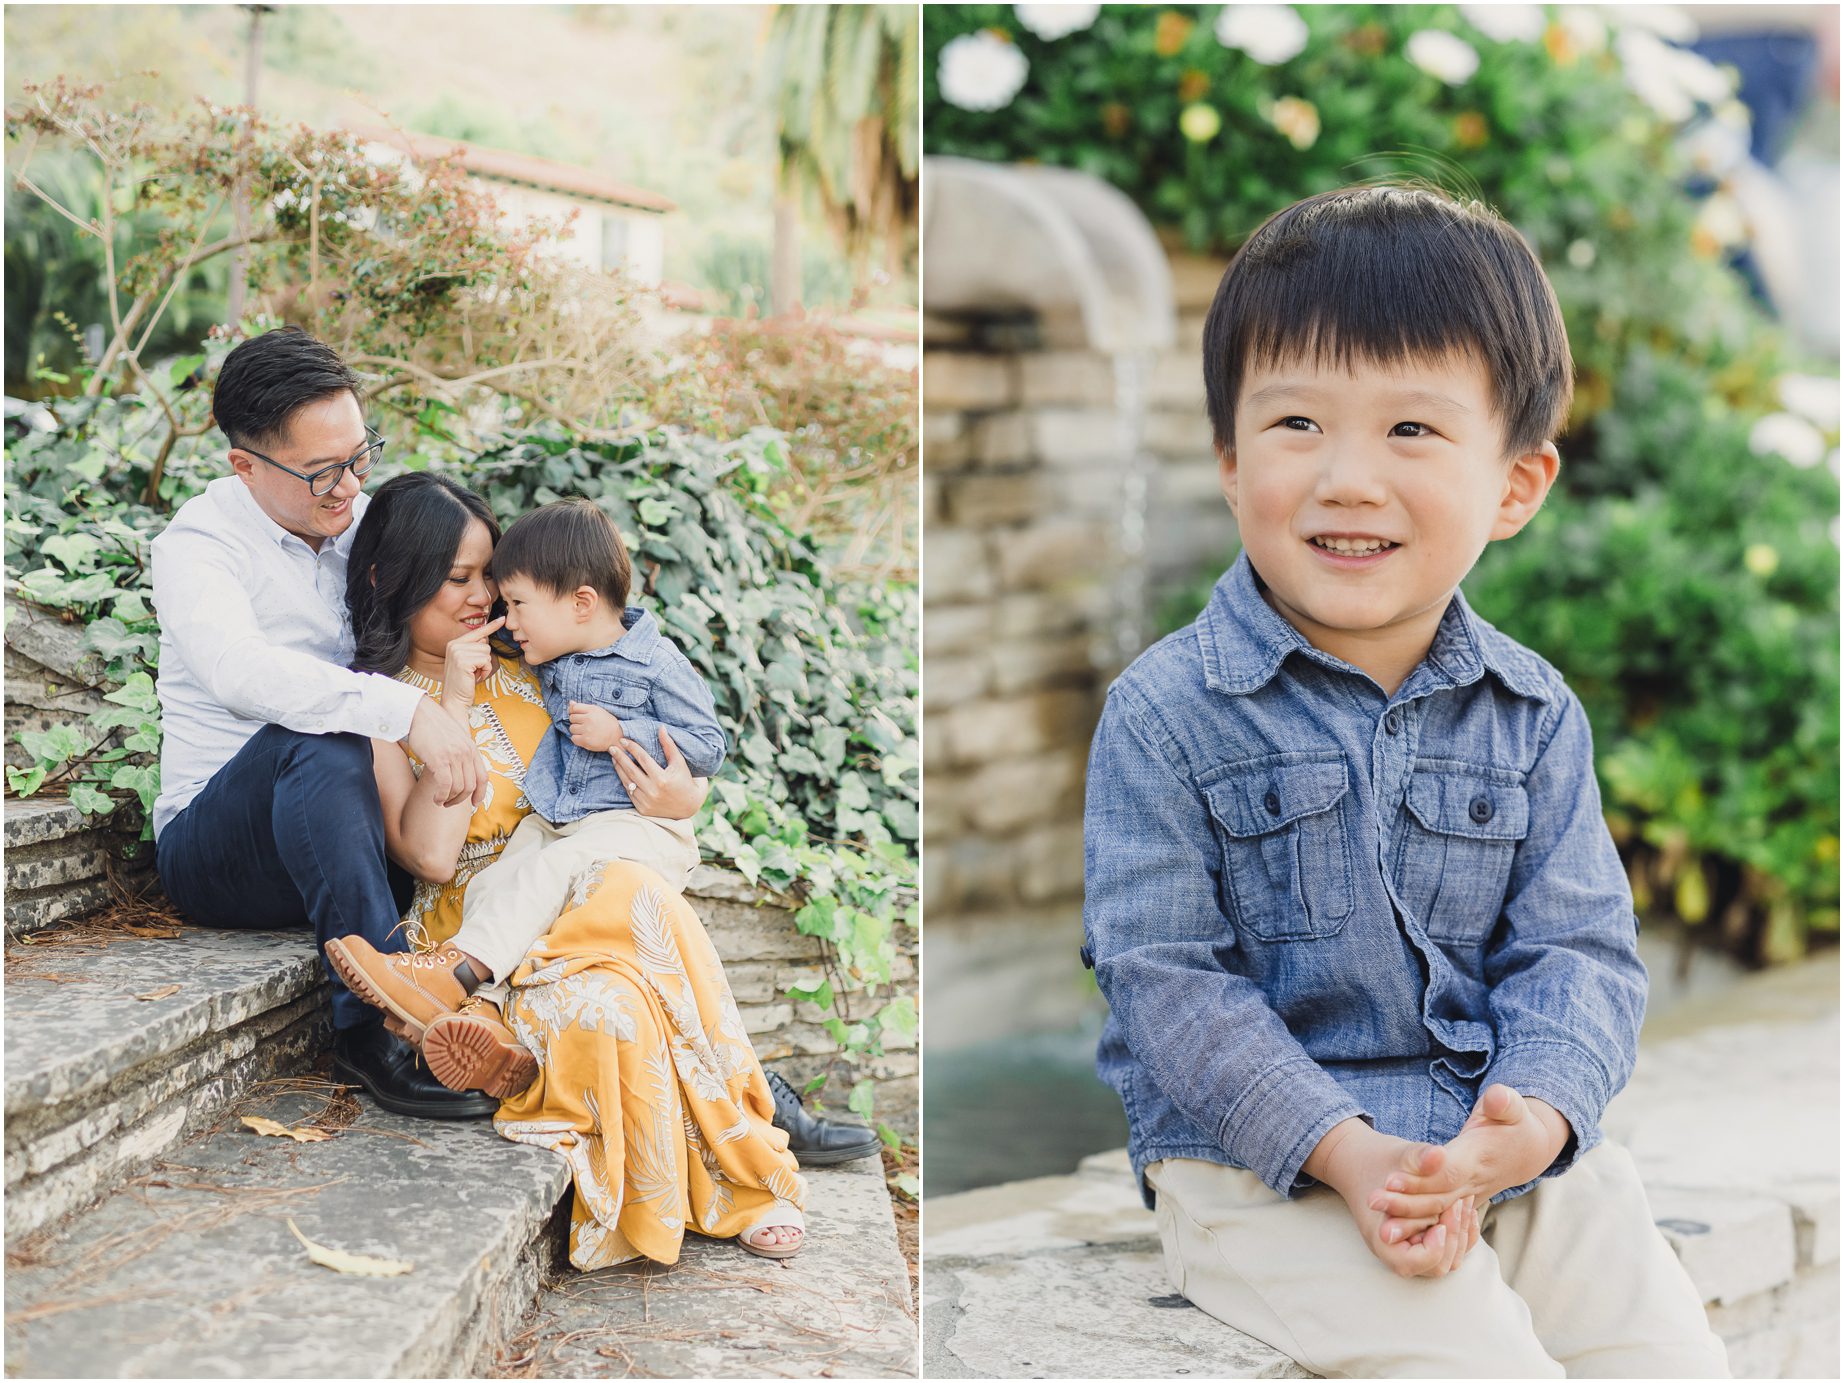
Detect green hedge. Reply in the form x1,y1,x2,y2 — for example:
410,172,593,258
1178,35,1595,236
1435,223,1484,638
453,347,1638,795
928,4,1839,960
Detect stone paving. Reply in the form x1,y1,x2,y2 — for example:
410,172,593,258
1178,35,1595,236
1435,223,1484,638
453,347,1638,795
494,1154,916,1379
923,953,1840,1379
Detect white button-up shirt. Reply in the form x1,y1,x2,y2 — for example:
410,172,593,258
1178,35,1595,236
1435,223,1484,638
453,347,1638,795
150,476,424,839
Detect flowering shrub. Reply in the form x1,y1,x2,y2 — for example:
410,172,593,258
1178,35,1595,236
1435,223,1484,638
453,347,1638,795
928,4,1839,961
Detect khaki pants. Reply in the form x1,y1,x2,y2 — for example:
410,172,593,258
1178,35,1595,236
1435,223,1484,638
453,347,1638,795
451,808,698,999
1148,1141,1730,1379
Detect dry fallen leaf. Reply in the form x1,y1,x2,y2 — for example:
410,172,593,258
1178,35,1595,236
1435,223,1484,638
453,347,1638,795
286,1219,413,1277
133,984,182,1001
241,1115,333,1144
122,923,182,939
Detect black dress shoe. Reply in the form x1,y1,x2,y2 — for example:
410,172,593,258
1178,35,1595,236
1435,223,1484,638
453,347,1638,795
766,1070,883,1166
332,1024,498,1120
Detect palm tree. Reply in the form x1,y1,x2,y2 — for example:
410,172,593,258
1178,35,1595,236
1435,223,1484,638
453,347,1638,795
760,4,918,315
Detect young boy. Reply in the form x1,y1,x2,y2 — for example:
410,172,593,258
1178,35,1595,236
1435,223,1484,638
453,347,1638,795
329,497,727,1096
1082,186,1729,1377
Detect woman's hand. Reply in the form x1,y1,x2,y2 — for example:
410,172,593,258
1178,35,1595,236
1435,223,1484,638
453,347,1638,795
610,726,710,819
441,616,504,717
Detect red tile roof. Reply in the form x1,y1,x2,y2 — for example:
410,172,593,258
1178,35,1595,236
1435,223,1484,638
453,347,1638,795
351,126,676,215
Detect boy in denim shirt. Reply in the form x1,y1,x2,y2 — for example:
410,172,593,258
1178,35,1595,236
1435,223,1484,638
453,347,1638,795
1083,186,1727,1377
330,498,726,1094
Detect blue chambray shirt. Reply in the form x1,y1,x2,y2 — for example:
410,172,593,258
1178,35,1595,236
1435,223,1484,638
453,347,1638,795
1084,553,1647,1210
521,607,727,824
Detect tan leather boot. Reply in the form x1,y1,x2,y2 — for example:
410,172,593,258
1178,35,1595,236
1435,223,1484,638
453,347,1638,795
423,997,538,1099
323,936,477,1040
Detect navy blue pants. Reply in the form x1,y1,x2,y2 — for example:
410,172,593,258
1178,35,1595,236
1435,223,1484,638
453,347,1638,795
156,724,415,1031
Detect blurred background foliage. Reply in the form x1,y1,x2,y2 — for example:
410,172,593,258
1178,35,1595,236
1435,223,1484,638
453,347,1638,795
925,3,1839,964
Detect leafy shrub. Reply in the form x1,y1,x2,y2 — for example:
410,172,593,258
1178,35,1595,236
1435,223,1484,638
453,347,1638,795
660,319,919,576
929,4,1839,961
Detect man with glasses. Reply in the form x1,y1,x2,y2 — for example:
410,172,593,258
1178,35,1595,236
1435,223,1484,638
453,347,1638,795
151,326,492,1119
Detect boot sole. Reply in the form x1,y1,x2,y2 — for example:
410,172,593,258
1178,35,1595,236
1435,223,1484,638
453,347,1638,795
424,1011,539,1100
324,938,441,1042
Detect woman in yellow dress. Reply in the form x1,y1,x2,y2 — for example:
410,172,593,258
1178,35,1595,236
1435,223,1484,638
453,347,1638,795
344,471,806,1266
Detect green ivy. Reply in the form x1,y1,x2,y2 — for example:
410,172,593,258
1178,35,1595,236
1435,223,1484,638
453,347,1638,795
5,393,918,1117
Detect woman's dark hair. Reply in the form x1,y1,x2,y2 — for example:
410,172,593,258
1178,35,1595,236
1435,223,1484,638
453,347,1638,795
213,325,364,453
490,497,632,610
1202,184,1573,460
346,472,503,674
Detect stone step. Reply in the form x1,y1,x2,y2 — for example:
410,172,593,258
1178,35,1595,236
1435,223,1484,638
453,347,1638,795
496,1155,917,1378
925,957,1839,1379
923,1165,1307,1377
2,799,153,940
4,925,329,1240
4,1089,570,1378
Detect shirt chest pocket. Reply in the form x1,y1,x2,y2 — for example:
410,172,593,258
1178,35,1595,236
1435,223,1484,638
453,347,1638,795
1202,753,1354,942
1397,764,1530,944
580,673,651,715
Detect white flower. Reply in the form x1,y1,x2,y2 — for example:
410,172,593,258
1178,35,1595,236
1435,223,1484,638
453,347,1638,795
1558,7,1608,54
1215,5,1309,65
1014,4,1099,41
938,32,1030,112
1777,374,1841,430
1693,191,1748,247
1677,119,1750,177
1566,238,1596,269
1605,4,1698,42
1616,27,1735,123
1406,29,1480,85
1616,29,1694,122
1461,4,1544,43
1749,412,1828,469
1667,45,1735,105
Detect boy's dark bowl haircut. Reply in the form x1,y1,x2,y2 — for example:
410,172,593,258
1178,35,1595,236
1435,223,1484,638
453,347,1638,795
491,497,632,610
1203,184,1574,460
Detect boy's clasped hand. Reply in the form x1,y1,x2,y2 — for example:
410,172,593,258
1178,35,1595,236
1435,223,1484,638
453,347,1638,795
1307,1083,1571,1279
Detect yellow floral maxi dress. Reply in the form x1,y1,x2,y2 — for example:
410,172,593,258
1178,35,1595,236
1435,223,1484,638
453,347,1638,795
396,655,807,1268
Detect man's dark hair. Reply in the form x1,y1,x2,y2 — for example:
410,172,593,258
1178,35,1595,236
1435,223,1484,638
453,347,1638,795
346,472,505,675
212,325,364,453
1202,184,1573,460
490,498,632,610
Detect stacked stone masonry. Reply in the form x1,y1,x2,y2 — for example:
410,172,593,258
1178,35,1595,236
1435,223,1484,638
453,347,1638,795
4,804,918,1377
924,326,1122,1045
925,241,1236,1046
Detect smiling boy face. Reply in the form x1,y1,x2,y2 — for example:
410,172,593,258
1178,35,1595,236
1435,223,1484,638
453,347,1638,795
1223,351,1558,685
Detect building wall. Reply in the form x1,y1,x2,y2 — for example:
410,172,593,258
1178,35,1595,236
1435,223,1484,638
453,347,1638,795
485,182,665,285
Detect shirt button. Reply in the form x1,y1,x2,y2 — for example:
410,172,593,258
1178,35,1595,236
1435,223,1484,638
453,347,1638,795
1469,796,1495,824
1384,710,1402,736
1263,789,1282,816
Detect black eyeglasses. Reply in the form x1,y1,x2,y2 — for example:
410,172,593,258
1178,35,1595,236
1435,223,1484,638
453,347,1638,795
242,427,386,496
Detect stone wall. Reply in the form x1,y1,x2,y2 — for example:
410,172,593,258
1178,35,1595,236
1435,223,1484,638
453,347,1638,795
1143,243,1238,601
922,237,1235,1050
922,324,1128,1046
